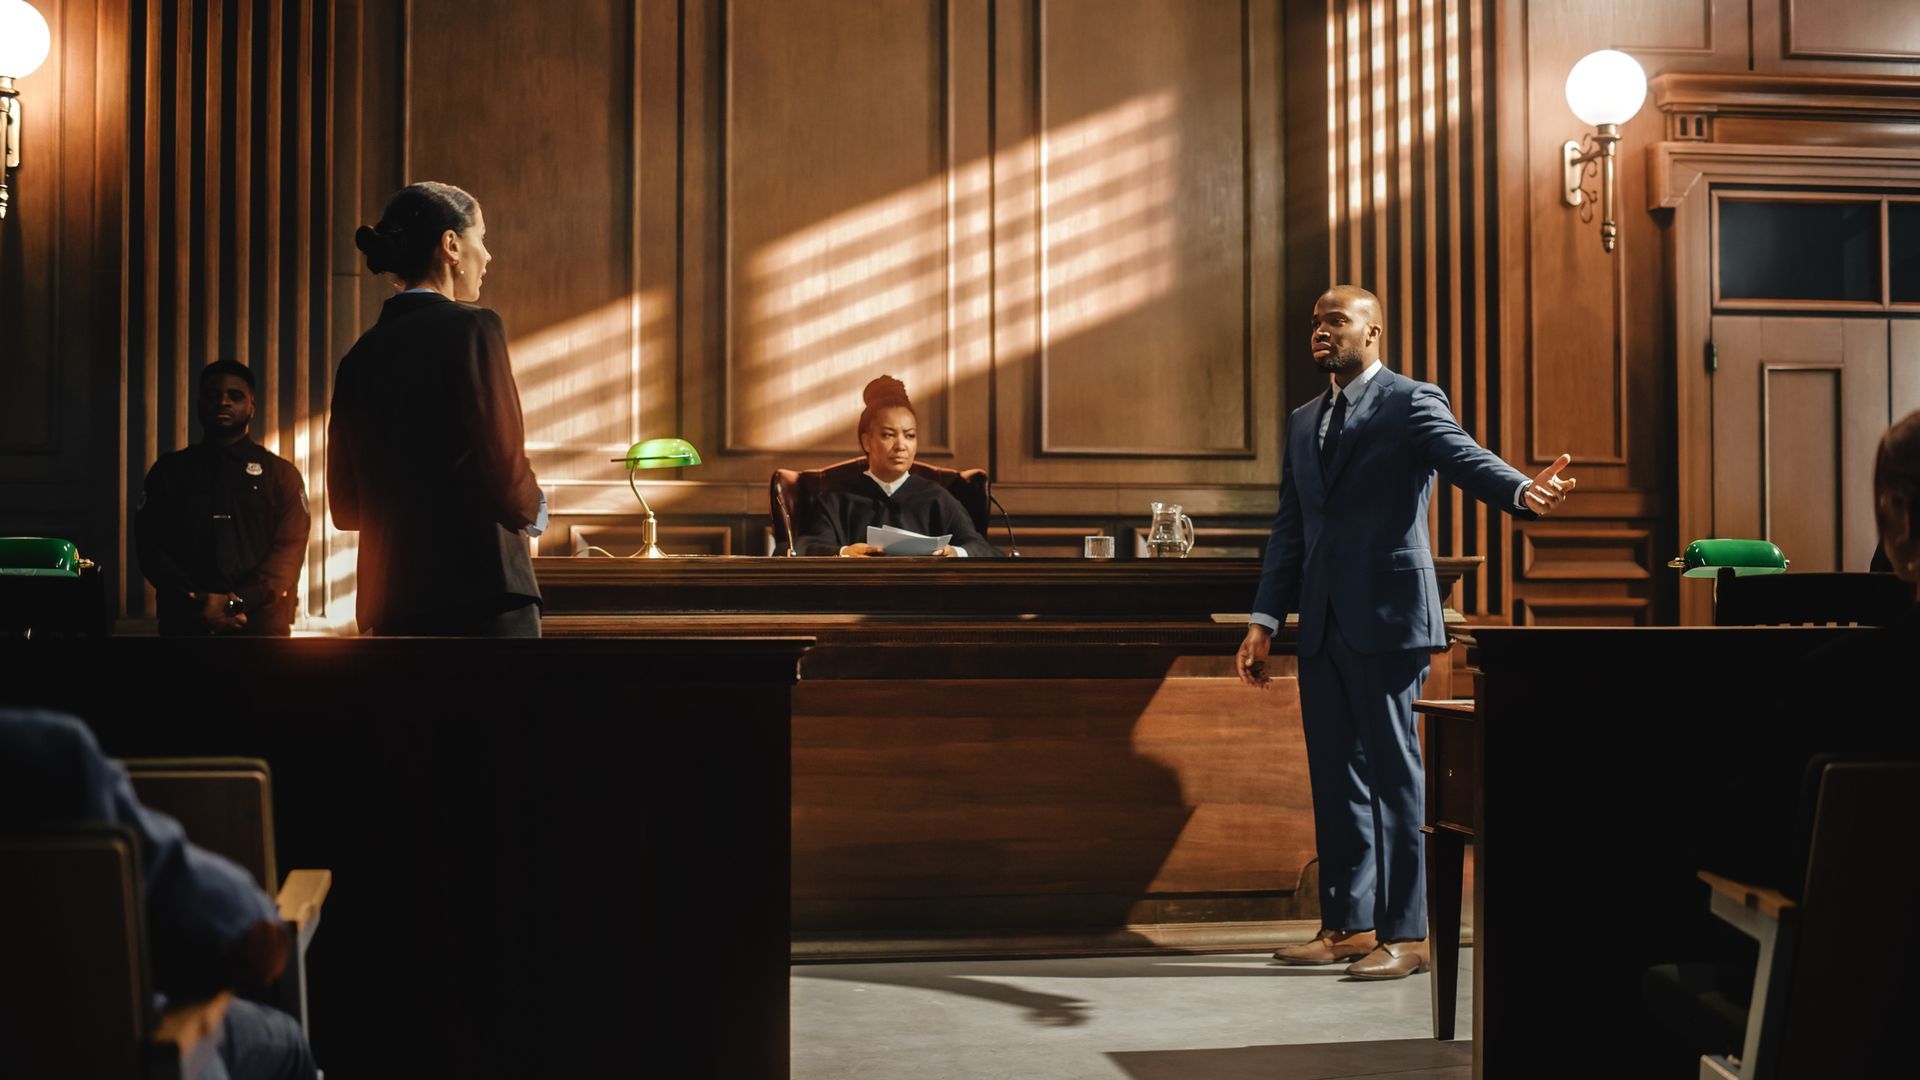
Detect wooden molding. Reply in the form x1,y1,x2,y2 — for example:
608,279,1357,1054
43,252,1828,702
1651,72,1920,119
1033,0,1259,460
1648,141,1920,211
1519,527,1654,581
1614,0,1717,57
718,0,960,456
1514,597,1652,626
1781,1,1920,65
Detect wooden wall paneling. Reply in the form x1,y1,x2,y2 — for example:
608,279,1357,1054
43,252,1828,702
667,0,991,502
404,0,637,478
1514,596,1651,626
116,0,335,620
1894,320,1920,422
1764,364,1845,571
1518,526,1653,581
1609,0,1748,73
722,0,966,459
790,676,1318,923
991,0,1281,489
1710,317,1888,572
1751,0,1920,76
0,0,129,611
1331,0,1511,618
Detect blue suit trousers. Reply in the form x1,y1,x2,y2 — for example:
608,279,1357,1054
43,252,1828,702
1296,615,1431,942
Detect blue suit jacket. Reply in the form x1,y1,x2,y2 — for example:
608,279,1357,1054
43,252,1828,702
0,709,279,1000
1252,367,1535,656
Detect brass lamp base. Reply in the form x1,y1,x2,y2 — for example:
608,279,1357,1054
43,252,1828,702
635,512,667,559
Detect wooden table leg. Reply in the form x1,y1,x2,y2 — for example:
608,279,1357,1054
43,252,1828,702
1425,826,1465,1040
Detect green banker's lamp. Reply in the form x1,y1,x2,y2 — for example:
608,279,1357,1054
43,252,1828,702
1669,538,1789,610
1668,538,1789,579
610,438,702,558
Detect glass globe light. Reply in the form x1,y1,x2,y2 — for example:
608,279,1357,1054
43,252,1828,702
0,0,52,80
1564,49,1646,128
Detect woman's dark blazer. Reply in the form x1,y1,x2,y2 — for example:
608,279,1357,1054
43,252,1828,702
327,292,542,630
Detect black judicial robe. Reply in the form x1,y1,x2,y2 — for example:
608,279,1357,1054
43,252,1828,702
327,292,543,630
793,469,995,557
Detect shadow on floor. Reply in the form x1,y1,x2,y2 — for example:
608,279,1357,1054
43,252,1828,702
1106,1037,1470,1080
793,956,1353,1027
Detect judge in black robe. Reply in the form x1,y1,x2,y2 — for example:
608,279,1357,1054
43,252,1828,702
794,374,996,558
792,462,994,557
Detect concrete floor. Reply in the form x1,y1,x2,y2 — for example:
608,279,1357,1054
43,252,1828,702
792,948,1473,1080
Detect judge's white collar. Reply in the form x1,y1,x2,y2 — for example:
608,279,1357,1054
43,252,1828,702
865,470,911,497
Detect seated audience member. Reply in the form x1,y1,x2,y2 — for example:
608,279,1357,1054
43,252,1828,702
1873,409,1920,595
791,375,995,558
0,709,317,1080
137,360,310,636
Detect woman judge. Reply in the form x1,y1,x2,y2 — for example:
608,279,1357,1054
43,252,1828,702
792,376,995,557
328,182,545,636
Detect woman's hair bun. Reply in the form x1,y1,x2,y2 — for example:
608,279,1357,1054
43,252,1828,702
863,374,911,410
354,224,396,274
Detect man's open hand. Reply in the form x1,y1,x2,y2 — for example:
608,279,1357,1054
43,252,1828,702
1525,454,1576,516
1237,624,1273,689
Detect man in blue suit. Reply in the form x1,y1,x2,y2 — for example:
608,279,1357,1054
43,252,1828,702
1239,285,1574,979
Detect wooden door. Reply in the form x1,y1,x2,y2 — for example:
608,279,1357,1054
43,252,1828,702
1709,317,1888,571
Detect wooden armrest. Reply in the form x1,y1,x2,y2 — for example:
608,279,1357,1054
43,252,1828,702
277,868,331,951
1698,870,1796,920
151,991,231,1065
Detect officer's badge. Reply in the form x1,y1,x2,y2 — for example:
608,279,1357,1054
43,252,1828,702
245,462,264,476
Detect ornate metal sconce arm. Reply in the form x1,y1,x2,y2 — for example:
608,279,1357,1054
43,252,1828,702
1561,123,1622,252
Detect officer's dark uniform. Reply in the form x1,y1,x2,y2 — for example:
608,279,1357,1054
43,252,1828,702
136,438,310,635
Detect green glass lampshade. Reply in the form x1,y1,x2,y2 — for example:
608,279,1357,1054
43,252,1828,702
605,438,701,560
617,438,701,471
0,536,85,577
1668,538,1789,578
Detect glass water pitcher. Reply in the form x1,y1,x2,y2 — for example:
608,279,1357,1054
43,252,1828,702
1146,502,1195,558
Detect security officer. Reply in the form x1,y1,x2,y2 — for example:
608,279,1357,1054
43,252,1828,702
137,360,310,636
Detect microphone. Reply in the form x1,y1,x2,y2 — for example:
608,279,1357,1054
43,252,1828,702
773,476,797,557
988,493,1023,558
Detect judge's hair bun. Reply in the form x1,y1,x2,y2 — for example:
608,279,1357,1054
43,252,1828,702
857,374,917,443
862,375,912,411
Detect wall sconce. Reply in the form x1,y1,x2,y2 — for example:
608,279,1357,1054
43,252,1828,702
1562,49,1647,254
0,0,53,221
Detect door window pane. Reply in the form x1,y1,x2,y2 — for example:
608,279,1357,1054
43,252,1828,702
1891,202,1920,304
1719,200,1879,303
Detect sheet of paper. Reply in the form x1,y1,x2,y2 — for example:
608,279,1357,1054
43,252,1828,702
866,524,952,556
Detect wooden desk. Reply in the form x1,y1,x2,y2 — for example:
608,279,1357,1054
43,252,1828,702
537,556,1483,950
1461,627,1874,1078
1413,696,1475,1042
0,636,809,1078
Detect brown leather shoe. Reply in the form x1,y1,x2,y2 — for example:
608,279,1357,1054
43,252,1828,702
1270,928,1378,965
1344,939,1430,980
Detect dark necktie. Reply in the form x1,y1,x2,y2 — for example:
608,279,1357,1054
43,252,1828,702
1321,389,1348,482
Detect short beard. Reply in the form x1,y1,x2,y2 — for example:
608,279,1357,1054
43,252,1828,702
1315,348,1363,374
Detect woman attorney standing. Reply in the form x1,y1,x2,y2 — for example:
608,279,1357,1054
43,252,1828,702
328,182,544,636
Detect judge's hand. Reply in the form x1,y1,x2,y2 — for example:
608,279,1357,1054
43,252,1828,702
1237,624,1274,690
838,543,885,558
933,545,957,557
1524,454,1577,516
191,591,249,632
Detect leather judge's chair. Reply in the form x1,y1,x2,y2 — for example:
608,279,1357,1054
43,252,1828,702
769,458,991,556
